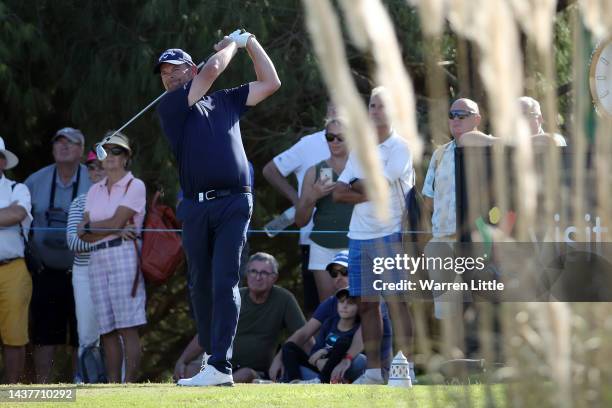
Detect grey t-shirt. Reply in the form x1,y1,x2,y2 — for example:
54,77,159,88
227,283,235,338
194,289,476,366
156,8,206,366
25,164,91,270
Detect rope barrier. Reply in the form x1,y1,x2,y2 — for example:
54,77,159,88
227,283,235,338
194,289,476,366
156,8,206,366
0,226,438,234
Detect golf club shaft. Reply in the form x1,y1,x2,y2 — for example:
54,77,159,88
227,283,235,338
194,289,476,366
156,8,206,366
97,59,209,160
107,59,208,140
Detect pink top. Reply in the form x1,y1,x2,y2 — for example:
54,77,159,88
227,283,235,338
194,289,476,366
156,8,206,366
85,172,146,243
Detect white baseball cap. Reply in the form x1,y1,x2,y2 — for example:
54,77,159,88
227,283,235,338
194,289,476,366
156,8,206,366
0,137,19,170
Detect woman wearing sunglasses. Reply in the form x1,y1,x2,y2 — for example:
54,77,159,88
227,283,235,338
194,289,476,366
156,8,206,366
77,132,147,383
295,118,354,303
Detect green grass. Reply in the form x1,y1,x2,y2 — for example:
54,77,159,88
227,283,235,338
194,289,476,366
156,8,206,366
0,383,506,408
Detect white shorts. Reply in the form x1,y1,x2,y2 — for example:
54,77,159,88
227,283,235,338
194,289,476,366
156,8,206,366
308,241,346,271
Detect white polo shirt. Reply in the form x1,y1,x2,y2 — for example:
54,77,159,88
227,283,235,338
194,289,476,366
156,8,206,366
273,130,330,244
0,175,32,260
338,132,414,240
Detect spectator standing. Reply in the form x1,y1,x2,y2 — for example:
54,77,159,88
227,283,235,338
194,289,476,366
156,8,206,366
295,118,353,302
423,98,482,241
0,137,32,383
78,133,146,383
175,252,305,384
66,150,107,382
518,96,567,146
25,127,91,383
422,98,483,321
263,103,335,314
333,87,415,384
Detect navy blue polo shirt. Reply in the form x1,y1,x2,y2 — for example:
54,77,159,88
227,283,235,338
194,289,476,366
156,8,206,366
157,81,251,196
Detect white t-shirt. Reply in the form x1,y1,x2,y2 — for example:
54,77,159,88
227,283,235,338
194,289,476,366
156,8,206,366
273,130,330,244
338,132,414,240
0,175,32,260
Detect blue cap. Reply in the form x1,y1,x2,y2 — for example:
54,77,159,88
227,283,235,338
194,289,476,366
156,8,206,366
326,250,349,273
335,287,356,299
154,48,195,73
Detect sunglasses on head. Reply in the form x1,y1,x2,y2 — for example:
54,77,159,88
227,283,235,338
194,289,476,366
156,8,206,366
325,131,344,143
448,110,475,120
328,266,348,278
104,146,127,156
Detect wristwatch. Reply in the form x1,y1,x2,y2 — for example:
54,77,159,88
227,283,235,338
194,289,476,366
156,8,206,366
84,222,91,234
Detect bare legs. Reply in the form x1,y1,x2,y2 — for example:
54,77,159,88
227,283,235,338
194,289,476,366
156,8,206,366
3,346,25,383
101,327,141,383
33,345,55,383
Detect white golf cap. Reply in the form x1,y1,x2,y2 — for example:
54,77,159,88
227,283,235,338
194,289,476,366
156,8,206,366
0,136,19,170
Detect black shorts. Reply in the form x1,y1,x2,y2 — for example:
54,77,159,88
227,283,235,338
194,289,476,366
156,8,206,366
30,267,78,347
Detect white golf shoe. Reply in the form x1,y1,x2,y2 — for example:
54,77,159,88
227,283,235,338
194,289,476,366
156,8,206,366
177,364,234,387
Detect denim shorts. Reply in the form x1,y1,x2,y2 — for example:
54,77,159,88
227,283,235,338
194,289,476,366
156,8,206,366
348,233,404,298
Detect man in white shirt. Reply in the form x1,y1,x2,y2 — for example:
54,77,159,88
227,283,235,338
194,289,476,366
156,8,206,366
333,87,414,384
0,137,33,383
262,103,334,313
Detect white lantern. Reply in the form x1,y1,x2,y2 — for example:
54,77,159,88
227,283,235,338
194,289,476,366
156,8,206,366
387,351,413,387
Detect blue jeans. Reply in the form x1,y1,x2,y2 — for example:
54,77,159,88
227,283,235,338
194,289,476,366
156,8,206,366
299,353,367,382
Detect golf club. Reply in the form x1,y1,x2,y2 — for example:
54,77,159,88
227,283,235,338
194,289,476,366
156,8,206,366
96,58,208,160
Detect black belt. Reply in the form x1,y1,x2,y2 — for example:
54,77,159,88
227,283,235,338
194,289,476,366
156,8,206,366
90,237,124,252
186,186,251,202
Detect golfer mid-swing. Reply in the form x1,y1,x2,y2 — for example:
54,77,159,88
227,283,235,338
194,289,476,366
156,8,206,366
155,30,280,386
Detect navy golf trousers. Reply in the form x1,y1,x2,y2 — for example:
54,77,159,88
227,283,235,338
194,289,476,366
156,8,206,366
179,193,253,375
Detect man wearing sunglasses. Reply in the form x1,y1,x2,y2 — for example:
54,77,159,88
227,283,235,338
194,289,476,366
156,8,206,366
422,98,482,320
423,98,482,239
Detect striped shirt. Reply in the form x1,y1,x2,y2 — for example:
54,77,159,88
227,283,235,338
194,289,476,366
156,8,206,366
66,193,93,266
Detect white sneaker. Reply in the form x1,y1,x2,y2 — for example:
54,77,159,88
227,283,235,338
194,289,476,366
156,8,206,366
353,372,385,385
292,378,321,384
177,364,234,387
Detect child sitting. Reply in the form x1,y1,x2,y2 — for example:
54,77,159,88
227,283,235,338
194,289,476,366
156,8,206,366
282,288,361,383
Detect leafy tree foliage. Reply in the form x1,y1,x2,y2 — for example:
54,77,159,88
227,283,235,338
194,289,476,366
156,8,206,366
0,0,574,381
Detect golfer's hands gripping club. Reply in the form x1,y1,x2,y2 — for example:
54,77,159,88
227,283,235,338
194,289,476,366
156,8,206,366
228,29,253,48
